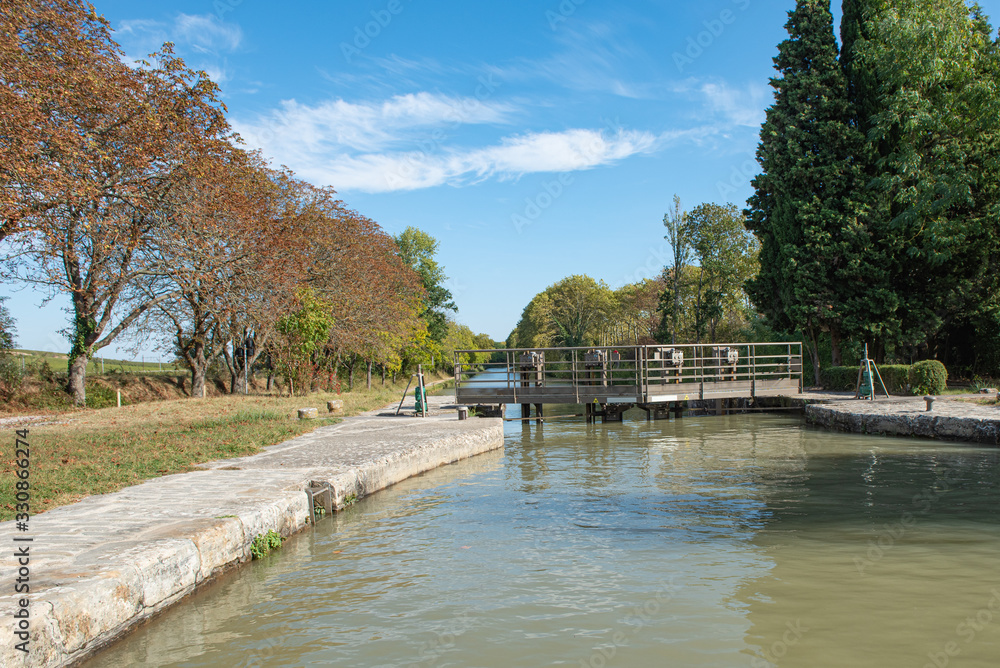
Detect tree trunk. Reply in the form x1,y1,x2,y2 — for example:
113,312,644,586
807,328,822,387
381,366,386,385
192,364,207,399
366,360,373,390
67,354,89,407
830,328,843,367
191,342,207,399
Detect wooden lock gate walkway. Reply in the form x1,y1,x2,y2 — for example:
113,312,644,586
453,342,803,422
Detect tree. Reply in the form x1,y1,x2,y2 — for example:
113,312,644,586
509,275,615,348
138,147,282,398
441,321,493,371
686,203,759,344
394,227,457,346
855,0,1000,359
0,296,14,352
273,289,334,396
662,195,691,344
600,279,664,346
746,0,873,383
1,34,230,405
0,0,125,243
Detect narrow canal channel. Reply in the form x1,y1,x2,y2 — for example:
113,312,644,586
88,412,1000,667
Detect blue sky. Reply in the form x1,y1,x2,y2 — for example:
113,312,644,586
7,0,1000,358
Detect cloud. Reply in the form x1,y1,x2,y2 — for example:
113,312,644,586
235,92,515,153
115,13,242,82
696,81,771,128
234,100,660,192
175,14,243,53
491,18,659,99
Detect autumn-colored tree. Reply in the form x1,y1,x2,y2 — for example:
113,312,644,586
1,7,230,405
0,0,125,242
275,182,425,391
135,147,286,397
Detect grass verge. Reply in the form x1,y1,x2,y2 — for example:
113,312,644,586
0,374,446,521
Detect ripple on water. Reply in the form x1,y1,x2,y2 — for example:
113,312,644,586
86,414,1000,668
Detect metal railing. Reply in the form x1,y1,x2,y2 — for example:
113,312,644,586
454,342,803,405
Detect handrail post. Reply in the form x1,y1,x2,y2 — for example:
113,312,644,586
573,349,579,404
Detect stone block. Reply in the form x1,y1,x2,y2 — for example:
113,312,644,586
297,407,318,419
327,400,344,414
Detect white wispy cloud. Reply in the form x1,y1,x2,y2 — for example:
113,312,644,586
234,93,515,153
174,14,243,53
233,95,661,192
115,13,242,83
494,19,656,99
695,80,771,128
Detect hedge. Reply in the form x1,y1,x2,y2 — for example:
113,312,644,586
820,364,912,394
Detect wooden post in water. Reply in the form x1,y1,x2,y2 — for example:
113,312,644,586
518,352,543,423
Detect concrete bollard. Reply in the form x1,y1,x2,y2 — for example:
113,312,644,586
458,406,469,421
923,396,935,412
298,407,319,420
327,400,344,415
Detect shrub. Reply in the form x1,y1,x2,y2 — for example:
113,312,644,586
84,382,126,409
0,355,24,401
821,364,911,394
820,366,859,391
877,365,911,394
909,360,948,395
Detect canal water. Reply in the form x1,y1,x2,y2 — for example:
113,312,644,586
88,412,1000,667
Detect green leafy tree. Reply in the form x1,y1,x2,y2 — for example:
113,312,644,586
274,289,334,396
394,227,457,347
686,203,759,344
855,0,1000,360
0,296,14,352
661,195,691,344
746,0,874,383
509,275,615,348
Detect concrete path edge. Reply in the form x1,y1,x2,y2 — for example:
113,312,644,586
0,416,504,667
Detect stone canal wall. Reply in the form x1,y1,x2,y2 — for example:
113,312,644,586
0,412,503,667
805,397,1000,445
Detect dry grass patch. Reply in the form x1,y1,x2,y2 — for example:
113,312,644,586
0,374,447,521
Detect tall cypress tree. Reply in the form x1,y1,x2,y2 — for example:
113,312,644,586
746,0,871,382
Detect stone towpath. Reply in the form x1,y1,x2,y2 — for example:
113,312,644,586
803,393,1000,445
0,402,503,667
